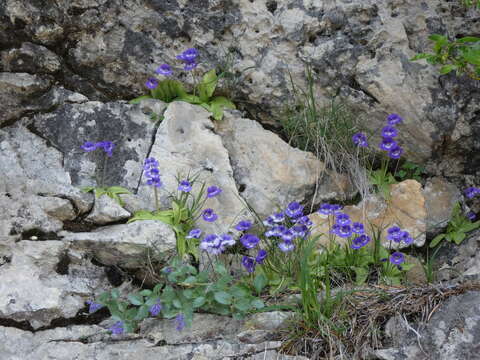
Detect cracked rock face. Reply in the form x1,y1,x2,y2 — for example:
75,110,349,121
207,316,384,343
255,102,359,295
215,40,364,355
0,240,110,329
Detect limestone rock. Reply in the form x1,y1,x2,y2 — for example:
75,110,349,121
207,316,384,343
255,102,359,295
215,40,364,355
423,177,461,234
137,101,250,234
1,42,62,74
311,180,427,248
61,220,176,268
85,194,131,225
0,240,110,329
216,110,353,217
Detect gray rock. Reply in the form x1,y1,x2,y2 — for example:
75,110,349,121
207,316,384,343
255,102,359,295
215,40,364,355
33,100,158,191
375,291,480,360
85,194,131,225
0,240,110,329
423,177,461,234
1,42,62,74
137,101,250,234
217,111,352,217
61,220,176,268
0,72,52,125
0,125,93,237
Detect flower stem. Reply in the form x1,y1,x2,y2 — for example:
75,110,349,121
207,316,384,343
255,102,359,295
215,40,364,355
101,153,108,188
154,187,159,212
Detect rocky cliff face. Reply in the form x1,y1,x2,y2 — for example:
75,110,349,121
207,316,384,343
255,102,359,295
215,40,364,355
1,0,479,180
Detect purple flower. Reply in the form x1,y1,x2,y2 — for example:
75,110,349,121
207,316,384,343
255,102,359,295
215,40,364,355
281,228,295,242
352,222,365,234
387,114,403,126
285,201,304,218
400,231,413,245
86,300,102,313
263,216,275,227
278,239,295,252
178,180,192,193
242,256,256,273
200,234,222,254
156,64,173,76
183,61,198,71
219,234,236,247
109,321,125,335
207,185,222,198
335,213,351,226
296,215,312,226
337,225,353,238
176,48,199,62
272,212,285,223
388,145,403,159
387,226,402,242
379,137,397,151
202,208,218,222
265,225,286,237
352,132,368,147
389,252,405,265
467,211,477,221
330,204,343,215
464,187,480,199
291,224,308,238
240,233,260,249
81,141,98,152
98,141,115,157
149,301,162,316
145,77,158,90
318,203,332,215
235,220,252,231
255,249,268,264
186,228,202,239
174,313,185,332
381,126,398,138
144,157,162,188
350,234,371,249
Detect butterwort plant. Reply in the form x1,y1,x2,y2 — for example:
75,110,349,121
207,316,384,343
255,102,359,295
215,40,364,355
128,167,223,259
130,48,236,120
80,141,131,205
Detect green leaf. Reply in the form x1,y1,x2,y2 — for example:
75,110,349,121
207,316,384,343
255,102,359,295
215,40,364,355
352,266,369,285
429,34,448,43
440,64,456,74
178,94,202,104
452,232,466,245
463,49,480,66
410,53,432,61
111,289,120,299
128,293,144,306
107,186,131,195
234,298,251,312
198,69,218,103
151,79,186,102
145,296,160,306
139,290,152,297
129,95,153,104
456,36,480,43
172,298,182,308
251,299,265,309
209,96,236,121
193,296,206,308
253,274,268,295
81,186,96,193
214,291,232,305
430,233,446,248
134,305,150,320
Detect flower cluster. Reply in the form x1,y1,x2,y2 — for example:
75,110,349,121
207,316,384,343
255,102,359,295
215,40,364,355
386,226,414,245
109,321,125,335
145,48,199,89
262,201,311,255
143,157,162,188
379,114,404,159
81,141,115,157
352,132,368,147
464,186,480,199
200,233,236,255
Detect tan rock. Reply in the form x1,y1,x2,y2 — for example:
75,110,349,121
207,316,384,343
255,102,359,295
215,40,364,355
311,180,426,248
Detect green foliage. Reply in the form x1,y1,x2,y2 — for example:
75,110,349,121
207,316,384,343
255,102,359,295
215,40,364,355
368,168,397,199
463,0,480,8
96,258,264,333
411,34,480,80
130,70,236,120
395,161,426,182
430,203,480,247
81,186,131,206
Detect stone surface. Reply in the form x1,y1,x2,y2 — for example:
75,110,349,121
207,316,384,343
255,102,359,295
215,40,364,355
0,240,110,329
0,124,93,237
0,72,52,125
311,180,427,248
61,220,176,268
423,177,461,234
85,194,131,225
32,100,158,191
137,101,250,234
216,110,353,217
375,291,480,360
1,42,62,74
